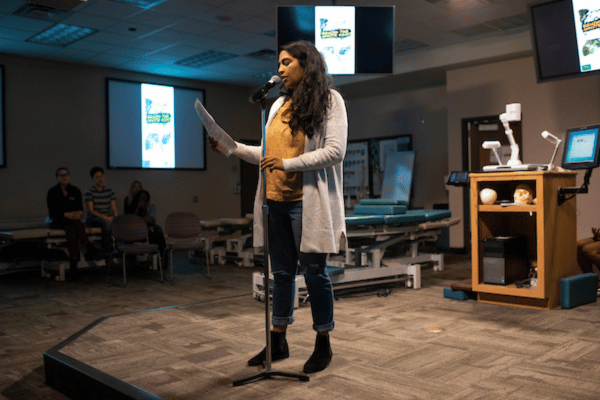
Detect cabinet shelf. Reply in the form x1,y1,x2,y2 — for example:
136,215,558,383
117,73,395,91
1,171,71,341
474,282,544,298
469,171,579,310
478,205,537,212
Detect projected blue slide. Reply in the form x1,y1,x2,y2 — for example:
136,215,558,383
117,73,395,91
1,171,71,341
107,79,206,170
141,84,175,168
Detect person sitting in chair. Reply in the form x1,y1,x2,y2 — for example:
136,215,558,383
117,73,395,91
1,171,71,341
84,166,118,256
47,167,101,279
131,189,165,253
124,180,143,215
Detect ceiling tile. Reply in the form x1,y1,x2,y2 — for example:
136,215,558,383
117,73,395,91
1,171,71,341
124,9,184,28
68,38,116,52
106,46,152,57
0,38,57,56
0,0,28,14
85,30,132,45
141,52,181,63
219,0,277,17
126,37,174,51
0,0,542,86
0,15,54,32
231,16,274,35
61,12,120,30
49,47,100,60
190,7,252,27
88,52,134,66
203,27,256,43
81,0,142,19
154,44,209,58
0,26,38,41
104,21,160,37
169,18,223,36
150,0,214,18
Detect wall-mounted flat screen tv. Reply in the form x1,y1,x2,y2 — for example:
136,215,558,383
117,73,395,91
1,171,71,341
277,6,394,75
107,79,206,170
529,0,600,82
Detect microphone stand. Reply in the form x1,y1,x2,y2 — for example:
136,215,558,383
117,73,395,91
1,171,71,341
233,98,309,386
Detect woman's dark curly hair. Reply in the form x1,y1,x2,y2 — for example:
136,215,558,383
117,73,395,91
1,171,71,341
279,40,333,139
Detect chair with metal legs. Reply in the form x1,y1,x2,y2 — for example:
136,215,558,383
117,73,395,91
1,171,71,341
106,215,163,286
164,212,209,281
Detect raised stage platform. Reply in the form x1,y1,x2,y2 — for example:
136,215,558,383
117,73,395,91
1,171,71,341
43,294,314,400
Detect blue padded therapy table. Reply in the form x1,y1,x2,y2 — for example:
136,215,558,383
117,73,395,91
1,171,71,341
252,199,459,308
253,151,460,306
328,198,459,291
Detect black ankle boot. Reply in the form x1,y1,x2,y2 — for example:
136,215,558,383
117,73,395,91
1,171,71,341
303,333,332,373
247,331,289,366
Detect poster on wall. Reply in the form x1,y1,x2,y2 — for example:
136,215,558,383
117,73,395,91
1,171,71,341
343,141,369,197
344,134,412,198
370,135,412,197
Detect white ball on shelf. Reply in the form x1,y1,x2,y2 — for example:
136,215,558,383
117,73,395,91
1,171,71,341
479,188,497,205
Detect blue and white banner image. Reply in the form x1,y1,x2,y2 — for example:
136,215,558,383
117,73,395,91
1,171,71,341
141,83,175,168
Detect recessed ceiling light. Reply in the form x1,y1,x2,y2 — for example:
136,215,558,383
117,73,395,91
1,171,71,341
108,0,167,9
27,24,96,47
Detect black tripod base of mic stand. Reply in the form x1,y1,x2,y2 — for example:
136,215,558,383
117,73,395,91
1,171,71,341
233,368,309,386
232,100,309,387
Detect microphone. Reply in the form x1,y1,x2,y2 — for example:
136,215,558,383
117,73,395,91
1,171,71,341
249,75,281,104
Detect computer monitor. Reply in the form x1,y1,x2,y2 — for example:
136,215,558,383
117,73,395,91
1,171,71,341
561,124,600,170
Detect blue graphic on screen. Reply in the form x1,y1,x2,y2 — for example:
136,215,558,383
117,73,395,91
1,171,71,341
572,0,600,74
141,83,175,168
565,128,598,163
315,6,355,75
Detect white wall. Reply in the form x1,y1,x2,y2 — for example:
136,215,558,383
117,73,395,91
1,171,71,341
343,85,448,210
447,56,600,247
0,54,261,226
9,51,597,249
0,54,453,240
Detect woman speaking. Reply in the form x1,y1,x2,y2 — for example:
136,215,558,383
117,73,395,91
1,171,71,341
211,40,347,374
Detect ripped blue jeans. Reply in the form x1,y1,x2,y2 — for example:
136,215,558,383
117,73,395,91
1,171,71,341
267,200,334,332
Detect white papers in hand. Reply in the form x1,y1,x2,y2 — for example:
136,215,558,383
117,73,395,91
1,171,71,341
194,98,237,156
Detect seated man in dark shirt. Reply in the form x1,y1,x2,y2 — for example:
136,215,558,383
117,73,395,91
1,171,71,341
47,167,100,279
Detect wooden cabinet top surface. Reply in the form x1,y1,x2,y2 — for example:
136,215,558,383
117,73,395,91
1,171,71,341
469,170,577,179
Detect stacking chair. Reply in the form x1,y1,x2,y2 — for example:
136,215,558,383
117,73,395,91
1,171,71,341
164,212,210,281
107,214,163,286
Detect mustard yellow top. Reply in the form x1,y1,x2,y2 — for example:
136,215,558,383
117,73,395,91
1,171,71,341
265,100,305,202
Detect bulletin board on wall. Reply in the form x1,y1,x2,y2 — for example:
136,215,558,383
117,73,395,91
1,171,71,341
343,134,412,198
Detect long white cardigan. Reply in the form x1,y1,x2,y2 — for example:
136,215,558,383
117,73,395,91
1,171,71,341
232,89,348,254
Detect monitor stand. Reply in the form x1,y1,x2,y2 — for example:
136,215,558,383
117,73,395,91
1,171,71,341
483,164,548,172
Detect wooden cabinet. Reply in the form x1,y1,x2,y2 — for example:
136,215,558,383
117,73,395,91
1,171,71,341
470,171,579,309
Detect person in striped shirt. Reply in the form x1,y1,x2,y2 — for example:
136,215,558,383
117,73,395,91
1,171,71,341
84,167,118,255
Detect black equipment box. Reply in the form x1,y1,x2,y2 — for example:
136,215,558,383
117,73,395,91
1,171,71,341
482,236,528,285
